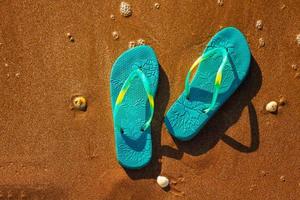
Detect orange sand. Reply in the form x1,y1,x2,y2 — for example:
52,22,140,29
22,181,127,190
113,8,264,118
0,0,299,199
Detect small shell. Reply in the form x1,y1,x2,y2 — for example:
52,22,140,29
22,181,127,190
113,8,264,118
110,14,116,20
265,101,278,113
279,96,287,106
137,38,145,45
67,33,75,42
154,2,160,9
280,4,286,10
128,41,136,48
256,20,263,30
258,38,265,48
157,176,169,188
120,2,132,17
260,170,267,176
280,175,286,182
112,31,119,40
72,96,87,111
217,0,224,7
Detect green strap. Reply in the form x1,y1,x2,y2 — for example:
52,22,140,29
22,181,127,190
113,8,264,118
184,47,229,113
114,68,154,132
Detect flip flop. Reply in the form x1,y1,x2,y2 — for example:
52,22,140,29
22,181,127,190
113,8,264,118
110,45,159,169
164,27,251,141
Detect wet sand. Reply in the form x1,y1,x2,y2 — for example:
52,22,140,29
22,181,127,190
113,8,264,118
0,0,300,199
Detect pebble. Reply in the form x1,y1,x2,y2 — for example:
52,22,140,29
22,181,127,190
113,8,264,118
137,38,145,45
7,73,10,78
259,38,265,48
67,33,75,42
260,170,267,176
15,72,20,78
280,4,287,10
110,14,116,20
154,2,160,9
279,96,287,106
291,64,298,70
265,101,278,113
112,31,119,40
120,2,132,17
72,96,87,111
296,34,300,45
256,20,263,30
294,72,300,79
280,175,286,182
4,63,8,67
128,41,136,48
217,0,224,6
157,176,169,188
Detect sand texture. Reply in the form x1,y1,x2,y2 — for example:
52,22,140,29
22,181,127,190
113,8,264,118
0,0,300,199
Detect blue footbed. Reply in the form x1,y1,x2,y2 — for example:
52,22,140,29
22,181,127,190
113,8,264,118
110,45,159,169
165,27,251,141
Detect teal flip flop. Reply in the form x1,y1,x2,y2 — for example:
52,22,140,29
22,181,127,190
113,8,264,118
164,27,251,141
110,45,159,169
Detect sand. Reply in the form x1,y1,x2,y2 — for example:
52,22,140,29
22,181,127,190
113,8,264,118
0,0,299,199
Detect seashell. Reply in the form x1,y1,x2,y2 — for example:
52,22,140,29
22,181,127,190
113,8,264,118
256,20,263,30
136,38,145,45
157,176,169,188
258,38,265,48
72,96,87,111
279,96,287,106
154,3,160,9
112,31,119,40
217,0,224,7
128,41,136,48
120,2,132,17
265,101,277,113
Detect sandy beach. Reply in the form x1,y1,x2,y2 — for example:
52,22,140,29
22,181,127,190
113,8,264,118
0,0,300,199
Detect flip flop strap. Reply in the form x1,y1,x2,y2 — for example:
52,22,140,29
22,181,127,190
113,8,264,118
184,47,229,113
114,68,154,132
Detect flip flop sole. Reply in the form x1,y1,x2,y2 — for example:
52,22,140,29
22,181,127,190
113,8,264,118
110,45,159,169
165,27,251,141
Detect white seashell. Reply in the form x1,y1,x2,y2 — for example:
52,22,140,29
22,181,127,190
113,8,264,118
110,14,115,20
157,176,169,188
137,38,145,45
120,2,132,17
128,41,136,48
154,2,160,9
259,38,265,48
112,31,119,40
217,0,224,7
256,20,263,30
266,101,278,113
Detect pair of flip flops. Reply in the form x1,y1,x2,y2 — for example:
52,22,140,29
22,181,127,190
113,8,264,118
110,27,251,169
